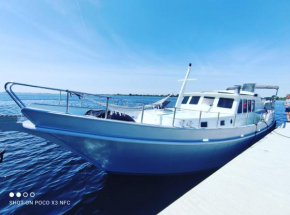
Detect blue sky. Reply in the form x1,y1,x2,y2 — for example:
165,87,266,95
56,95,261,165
0,0,289,96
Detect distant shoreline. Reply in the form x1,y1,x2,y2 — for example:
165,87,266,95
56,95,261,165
0,92,287,100
0,92,178,97
114,94,179,97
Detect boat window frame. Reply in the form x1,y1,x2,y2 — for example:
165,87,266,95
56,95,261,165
201,96,215,106
217,97,234,109
181,96,190,104
189,96,200,105
243,99,248,113
248,100,252,112
252,100,255,112
238,100,243,114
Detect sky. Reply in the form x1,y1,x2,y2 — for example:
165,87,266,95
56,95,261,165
0,0,289,96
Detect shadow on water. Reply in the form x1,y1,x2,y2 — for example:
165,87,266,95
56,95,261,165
66,169,216,215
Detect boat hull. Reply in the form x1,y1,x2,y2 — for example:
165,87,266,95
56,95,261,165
20,107,276,174
53,132,253,174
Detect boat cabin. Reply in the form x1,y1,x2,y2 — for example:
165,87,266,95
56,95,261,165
140,83,277,128
179,90,263,115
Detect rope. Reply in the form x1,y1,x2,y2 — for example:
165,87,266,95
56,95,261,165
273,130,290,138
261,120,290,139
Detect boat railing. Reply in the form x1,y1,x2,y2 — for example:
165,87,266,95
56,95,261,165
5,82,274,128
5,82,109,109
149,107,273,128
169,108,232,128
4,82,147,116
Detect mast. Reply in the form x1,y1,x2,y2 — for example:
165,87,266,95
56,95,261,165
175,63,192,108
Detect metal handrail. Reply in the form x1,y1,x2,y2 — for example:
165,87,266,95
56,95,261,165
5,82,270,128
5,82,112,112
233,114,237,127
66,91,70,114
169,108,264,128
105,97,109,119
141,104,145,123
216,112,220,128
171,107,231,115
5,82,161,120
172,107,177,126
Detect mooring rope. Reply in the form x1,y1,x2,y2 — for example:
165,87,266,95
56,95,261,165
261,120,290,139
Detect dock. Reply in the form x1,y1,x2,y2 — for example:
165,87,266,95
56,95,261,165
159,122,290,215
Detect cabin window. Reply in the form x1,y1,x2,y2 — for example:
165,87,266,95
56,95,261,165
189,96,200,105
217,98,234,109
181,96,190,104
201,122,208,127
202,97,215,106
248,100,252,112
252,100,255,111
243,99,247,113
242,84,256,93
220,120,225,126
238,100,243,113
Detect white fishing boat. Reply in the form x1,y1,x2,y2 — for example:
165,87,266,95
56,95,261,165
0,64,278,174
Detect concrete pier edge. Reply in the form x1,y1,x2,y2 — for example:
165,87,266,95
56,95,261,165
159,122,290,215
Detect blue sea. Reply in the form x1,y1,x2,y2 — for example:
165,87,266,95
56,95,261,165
0,93,287,215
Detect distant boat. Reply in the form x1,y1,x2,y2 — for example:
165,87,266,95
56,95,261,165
0,64,278,174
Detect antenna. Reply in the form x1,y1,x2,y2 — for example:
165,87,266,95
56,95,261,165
175,63,196,108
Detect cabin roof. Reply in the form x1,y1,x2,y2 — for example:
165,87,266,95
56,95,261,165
184,90,256,97
227,85,279,90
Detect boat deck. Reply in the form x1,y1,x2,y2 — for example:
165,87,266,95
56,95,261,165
159,122,290,215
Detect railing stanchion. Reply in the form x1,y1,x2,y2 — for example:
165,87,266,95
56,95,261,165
233,114,236,127
66,91,70,114
141,104,145,123
172,107,177,127
105,97,109,119
246,113,249,125
59,91,61,105
198,111,202,128
216,112,220,128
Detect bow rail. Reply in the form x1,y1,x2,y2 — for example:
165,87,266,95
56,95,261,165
5,82,111,114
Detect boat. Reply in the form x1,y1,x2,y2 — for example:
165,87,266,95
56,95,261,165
0,64,278,174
